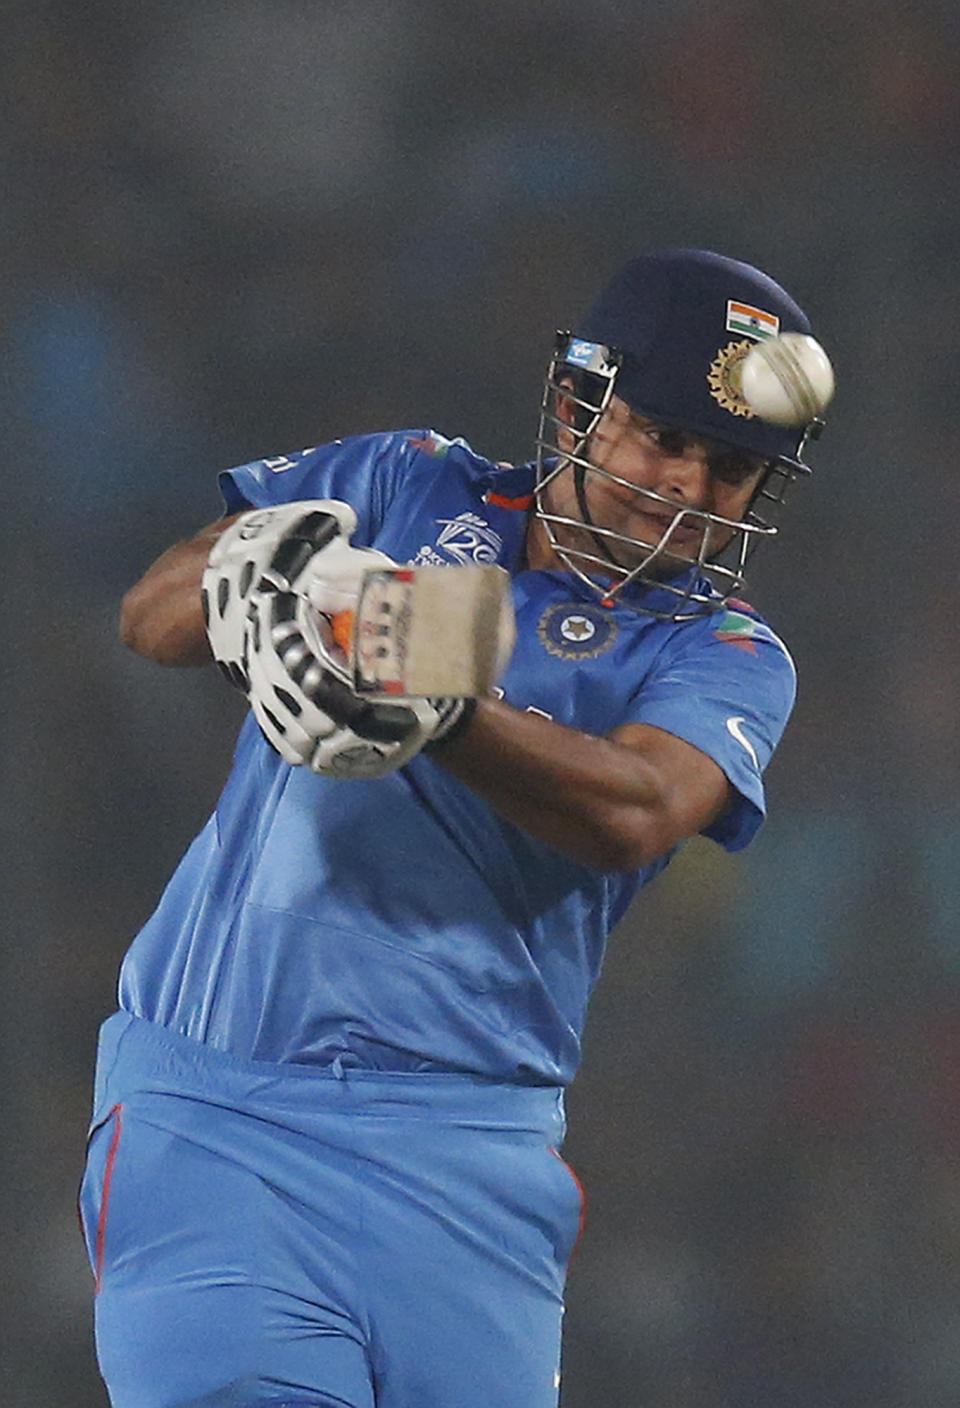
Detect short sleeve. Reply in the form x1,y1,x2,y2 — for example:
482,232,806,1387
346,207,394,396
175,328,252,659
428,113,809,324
217,430,429,549
626,610,797,851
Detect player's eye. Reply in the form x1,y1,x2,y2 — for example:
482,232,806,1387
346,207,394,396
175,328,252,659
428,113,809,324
708,450,771,487
657,428,692,458
635,418,770,487
637,422,688,457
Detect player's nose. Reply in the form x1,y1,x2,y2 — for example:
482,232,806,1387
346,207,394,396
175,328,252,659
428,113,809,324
656,452,712,510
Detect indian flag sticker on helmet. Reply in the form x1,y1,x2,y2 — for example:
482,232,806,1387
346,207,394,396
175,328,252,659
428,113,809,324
726,301,780,341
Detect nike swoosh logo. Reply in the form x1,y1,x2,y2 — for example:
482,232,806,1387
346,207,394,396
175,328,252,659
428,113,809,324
726,716,759,771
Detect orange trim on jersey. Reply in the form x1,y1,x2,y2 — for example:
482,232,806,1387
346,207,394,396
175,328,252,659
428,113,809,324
486,492,534,510
95,1104,123,1295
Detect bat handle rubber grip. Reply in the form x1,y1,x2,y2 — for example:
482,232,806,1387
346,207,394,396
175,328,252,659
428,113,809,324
331,610,354,655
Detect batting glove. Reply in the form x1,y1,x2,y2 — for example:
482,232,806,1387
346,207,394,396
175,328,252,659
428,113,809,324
201,500,360,692
205,500,474,778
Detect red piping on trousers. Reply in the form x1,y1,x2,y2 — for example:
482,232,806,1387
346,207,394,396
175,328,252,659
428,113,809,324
95,1103,123,1295
550,1145,587,1255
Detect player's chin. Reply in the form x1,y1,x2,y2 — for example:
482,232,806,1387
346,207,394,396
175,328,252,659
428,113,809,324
635,550,698,582
621,527,705,579
652,523,740,576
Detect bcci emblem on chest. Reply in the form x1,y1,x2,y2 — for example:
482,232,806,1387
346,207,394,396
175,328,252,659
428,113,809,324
537,602,619,660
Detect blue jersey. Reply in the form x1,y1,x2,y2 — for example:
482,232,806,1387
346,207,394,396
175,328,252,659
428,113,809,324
118,430,796,1085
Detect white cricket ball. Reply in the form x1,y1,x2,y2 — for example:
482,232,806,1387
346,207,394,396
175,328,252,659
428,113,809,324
741,332,835,427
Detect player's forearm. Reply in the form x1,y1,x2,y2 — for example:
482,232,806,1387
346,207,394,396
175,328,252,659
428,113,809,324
120,516,241,666
431,698,677,871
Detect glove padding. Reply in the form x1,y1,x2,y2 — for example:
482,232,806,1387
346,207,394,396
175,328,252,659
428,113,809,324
201,500,360,693
245,588,471,778
205,499,473,778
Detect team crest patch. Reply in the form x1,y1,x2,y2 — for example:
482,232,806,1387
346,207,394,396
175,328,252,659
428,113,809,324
713,608,760,654
538,602,618,660
707,340,757,419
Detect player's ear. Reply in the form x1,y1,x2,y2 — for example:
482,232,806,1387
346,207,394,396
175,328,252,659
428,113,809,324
555,377,578,453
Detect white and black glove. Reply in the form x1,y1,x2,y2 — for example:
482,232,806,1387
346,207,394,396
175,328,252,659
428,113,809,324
203,500,474,778
245,588,473,778
201,500,360,694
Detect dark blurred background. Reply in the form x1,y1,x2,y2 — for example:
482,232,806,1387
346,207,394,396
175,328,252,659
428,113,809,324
3,2,959,1404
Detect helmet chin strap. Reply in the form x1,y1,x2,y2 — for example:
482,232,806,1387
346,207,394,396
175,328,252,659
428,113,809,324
572,462,628,571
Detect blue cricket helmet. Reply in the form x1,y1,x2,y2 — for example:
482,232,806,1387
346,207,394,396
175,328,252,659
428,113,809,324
576,248,815,468
533,248,827,618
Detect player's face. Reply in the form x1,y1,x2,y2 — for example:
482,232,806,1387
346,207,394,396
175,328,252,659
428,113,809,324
548,393,768,577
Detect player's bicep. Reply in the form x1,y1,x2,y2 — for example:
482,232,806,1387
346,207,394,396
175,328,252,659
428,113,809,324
607,720,735,847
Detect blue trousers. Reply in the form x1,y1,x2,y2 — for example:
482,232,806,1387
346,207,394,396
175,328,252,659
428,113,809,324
79,1014,583,1408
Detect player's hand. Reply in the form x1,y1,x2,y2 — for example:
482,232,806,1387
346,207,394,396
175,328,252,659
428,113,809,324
206,498,475,777
245,585,473,778
201,500,360,692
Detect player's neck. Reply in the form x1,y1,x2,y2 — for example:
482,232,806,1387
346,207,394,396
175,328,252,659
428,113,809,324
523,514,563,572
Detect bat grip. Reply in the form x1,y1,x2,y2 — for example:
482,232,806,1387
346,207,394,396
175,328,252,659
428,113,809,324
331,610,354,656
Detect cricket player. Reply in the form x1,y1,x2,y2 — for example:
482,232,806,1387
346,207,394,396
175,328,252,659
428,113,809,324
79,249,828,1408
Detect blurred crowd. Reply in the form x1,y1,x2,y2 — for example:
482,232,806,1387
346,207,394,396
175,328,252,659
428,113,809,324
3,2,960,1405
